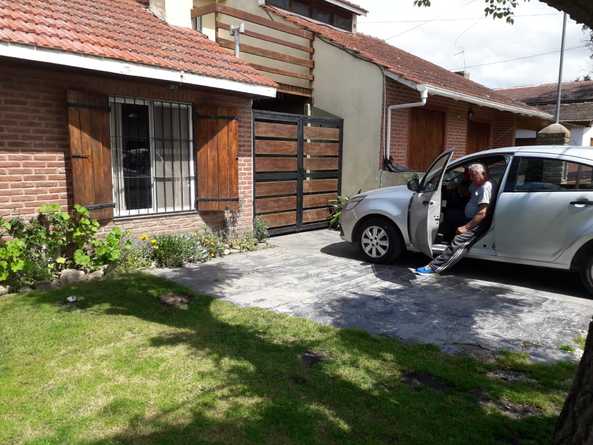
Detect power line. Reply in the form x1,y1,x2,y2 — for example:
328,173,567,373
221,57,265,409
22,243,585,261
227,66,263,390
361,12,559,24
451,45,588,70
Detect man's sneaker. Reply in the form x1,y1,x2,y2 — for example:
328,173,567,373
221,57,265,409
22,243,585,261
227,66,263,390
414,266,435,276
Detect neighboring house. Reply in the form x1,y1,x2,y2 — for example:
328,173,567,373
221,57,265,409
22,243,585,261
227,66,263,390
499,81,593,147
0,0,276,235
191,0,552,197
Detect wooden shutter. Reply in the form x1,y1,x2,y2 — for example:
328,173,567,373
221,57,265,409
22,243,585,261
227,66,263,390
408,109,446,171
195,107,239,211
67,90,114,220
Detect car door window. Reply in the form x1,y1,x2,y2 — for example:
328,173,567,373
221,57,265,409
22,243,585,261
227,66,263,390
505,157,593,192
442,156,508,190
421,152,452,192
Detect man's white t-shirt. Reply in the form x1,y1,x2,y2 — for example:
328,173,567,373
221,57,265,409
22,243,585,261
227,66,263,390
464,181,493,219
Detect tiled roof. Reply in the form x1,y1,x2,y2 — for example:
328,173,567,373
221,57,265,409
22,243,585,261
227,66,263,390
0,0,276,88
266,6,545,116
499,81,593,105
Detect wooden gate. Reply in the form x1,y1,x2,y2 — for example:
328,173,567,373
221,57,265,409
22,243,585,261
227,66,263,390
253,111,343,236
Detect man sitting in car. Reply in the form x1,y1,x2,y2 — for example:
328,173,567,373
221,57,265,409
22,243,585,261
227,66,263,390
415,163,493,275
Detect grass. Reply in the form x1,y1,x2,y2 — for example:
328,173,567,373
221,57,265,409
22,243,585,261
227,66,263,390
0,274,577,445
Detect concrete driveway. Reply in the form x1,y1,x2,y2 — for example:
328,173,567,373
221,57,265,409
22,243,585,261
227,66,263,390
152,230,593,362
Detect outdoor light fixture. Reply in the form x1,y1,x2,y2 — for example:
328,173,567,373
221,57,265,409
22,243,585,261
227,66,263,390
468,110,474,121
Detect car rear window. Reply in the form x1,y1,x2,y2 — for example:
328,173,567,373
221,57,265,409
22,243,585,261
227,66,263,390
505,157,593,192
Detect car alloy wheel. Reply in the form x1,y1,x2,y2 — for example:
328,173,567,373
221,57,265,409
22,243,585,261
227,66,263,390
361,226,390,259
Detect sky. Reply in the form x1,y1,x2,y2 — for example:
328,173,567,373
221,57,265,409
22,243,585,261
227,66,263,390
355,0,592,90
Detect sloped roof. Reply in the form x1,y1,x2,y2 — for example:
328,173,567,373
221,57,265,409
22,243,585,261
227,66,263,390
0,0,276,91
499,81,593,105
541,0,593,26
266,5,549,118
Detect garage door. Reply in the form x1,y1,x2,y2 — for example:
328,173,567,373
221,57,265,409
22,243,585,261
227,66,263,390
254,111,343,236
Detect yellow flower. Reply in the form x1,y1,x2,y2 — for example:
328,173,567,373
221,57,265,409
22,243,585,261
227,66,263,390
139,233,149,241
150,239,158,246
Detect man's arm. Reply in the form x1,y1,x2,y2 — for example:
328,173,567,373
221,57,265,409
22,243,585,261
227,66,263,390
457,203,488,234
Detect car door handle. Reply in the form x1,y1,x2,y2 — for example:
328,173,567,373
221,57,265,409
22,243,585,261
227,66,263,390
570,200,593,208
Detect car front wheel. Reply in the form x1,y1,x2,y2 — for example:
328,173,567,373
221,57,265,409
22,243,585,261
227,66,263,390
357,218,403,264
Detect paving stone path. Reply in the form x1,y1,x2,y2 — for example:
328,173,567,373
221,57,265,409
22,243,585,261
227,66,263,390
152,230,593,362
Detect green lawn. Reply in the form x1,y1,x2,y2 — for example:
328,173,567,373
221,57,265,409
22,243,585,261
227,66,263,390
0,274,576,445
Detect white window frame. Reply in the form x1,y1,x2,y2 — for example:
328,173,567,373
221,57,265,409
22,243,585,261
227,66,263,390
110,97,195,218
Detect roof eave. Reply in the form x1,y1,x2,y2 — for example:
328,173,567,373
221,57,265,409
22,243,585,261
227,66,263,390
384,71,552,120
0,42,277,98
323,0,368,15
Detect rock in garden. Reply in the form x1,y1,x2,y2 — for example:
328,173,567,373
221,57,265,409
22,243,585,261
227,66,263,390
35,280,60,291
86,269,104,281
0,285,9,296
159,292,191,310
59,269,86,284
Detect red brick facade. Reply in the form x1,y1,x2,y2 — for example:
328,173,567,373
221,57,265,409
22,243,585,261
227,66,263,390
0,60,254,235
384,78,519,169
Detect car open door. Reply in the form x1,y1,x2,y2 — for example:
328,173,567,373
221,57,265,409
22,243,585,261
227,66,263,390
408,150,454,257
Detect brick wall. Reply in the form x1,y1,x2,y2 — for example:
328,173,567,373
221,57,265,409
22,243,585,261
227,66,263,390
384,78,521,168
0,60,254,235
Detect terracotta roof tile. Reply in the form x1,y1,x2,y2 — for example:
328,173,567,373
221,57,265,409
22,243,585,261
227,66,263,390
266,6,543,115
0,0,276,88
499,81,593,105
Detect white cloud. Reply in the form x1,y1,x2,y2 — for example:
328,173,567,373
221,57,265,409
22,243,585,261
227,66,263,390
356,0,592,89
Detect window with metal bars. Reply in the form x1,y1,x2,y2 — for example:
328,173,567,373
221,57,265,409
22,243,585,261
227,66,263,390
110,97,195,217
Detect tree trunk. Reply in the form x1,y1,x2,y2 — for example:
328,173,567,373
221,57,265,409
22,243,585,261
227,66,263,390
553,318,593,445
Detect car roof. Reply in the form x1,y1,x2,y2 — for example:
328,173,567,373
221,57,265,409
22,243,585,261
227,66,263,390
456,145,593,163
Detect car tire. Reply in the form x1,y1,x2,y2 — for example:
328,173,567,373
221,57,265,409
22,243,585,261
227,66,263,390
579,255,593,297
356,217,403,264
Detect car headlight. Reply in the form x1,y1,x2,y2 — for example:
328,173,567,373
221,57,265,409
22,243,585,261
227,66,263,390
344,195,365,211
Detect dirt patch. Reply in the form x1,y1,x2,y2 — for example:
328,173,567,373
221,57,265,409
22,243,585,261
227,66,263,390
401,371,453,392
472,389,542,419
301,350,327,368
159,292,192,310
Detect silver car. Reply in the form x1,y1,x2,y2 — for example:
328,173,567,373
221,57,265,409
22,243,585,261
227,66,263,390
341,146,593,294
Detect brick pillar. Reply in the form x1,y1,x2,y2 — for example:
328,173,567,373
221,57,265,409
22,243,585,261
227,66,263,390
536,123,571,145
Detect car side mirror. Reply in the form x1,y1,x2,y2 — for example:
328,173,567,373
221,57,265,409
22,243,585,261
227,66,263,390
407,175,421,192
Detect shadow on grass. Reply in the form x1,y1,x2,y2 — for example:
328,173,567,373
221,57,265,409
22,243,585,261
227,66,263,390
24,273,574,445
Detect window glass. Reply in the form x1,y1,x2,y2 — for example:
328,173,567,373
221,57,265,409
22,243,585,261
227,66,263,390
422,153,451,192
267,0,289,9
443,156,508,190
292,0,311,17
312,7,331,24
110,98,194,217
333,13,353,30
505,157,593,192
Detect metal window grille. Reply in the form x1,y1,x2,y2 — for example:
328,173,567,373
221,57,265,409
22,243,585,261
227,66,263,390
110,97,195,217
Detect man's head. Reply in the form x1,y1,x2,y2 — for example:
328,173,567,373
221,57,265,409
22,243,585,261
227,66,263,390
467,163,488,186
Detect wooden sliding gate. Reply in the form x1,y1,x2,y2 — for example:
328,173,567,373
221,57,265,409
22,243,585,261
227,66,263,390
253,111,343,236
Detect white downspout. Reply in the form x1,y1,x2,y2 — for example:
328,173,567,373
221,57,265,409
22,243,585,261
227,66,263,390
385,86,429,163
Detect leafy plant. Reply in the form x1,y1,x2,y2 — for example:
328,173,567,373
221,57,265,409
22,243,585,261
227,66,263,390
227,233,259,252
195,230,226,259
0,204,126,288
111,238,153,273
329,196,350,230
253,218,269,242
150,234,206,268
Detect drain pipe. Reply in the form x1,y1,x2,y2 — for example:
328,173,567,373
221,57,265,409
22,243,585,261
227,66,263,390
385,86,429,164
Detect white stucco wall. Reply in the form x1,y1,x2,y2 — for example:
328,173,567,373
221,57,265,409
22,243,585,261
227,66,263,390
313,38,384,196
569,126,593,146
163,0,194,28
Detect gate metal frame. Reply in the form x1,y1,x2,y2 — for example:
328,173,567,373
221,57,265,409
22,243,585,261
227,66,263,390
252,110,344,236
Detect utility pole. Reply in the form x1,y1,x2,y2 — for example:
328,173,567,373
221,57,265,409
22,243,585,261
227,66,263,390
554,12,568,124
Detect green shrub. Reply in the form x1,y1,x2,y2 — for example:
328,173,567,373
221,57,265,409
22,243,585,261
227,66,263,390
195,230,226,259
150,234,207,268
111,239,153,273
254,218,269,242
0,204,126,289
329,196,350,230
227,233,259,252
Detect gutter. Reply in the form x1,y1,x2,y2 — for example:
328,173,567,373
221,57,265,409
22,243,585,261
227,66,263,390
384,71,552,120
385,85,429,162
0,42,277,98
